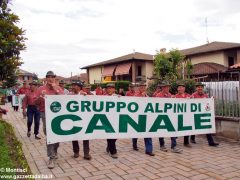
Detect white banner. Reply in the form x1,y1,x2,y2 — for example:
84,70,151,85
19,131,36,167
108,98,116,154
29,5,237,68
12,95,25,110
12,95,19,106
45,95,215,144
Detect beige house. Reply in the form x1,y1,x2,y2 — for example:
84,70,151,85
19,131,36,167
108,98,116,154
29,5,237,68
82,41,240,84
81,52,154,84
181,41,240,67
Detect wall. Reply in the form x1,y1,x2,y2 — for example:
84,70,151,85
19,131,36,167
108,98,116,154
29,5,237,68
237,50,240,63
190,52,225,65
145,61,154,84
88,67,102,84
216,117,240,140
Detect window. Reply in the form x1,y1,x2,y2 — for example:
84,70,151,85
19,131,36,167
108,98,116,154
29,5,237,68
24,76,28,81
228,57,234,67
137,66,142,76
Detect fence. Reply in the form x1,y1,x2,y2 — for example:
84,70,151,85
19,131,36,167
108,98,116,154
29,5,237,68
202,77,240,118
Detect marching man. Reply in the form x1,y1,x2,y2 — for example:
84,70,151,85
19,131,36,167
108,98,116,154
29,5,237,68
190,82,219,147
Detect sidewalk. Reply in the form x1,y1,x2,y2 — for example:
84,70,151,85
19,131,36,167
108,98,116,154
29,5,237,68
2,103,240,180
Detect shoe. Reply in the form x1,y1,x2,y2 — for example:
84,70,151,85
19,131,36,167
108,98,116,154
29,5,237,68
47,159,55,169
133,147,139,151
73,152,79,158
35,135,41,140
184,144,192,148
84,154,92,160
160,146,168,152
171,147,183,153
190,139,196,144
209,142,219,147
145,152,155,156
110,153,118,159
27,131,31,137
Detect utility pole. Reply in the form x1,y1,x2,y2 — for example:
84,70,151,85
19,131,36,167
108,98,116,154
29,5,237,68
205,17,209,44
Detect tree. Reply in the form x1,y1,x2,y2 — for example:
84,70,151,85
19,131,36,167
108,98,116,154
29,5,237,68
0,1,26,86
153,48,185,81
185,59,193,78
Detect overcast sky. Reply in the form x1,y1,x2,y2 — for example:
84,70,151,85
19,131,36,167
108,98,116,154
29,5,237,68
11,0,240,78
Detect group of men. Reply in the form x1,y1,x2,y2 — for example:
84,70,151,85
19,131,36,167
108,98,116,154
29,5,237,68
13,70,219,169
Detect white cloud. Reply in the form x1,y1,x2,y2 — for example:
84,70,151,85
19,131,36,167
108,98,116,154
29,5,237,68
10,0,240,78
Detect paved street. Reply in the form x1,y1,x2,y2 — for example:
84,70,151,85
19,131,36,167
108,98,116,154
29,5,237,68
2,103,240,180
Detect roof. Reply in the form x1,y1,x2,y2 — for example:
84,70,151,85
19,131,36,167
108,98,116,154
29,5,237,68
18,69,34,76
181,41,240,56
192,62,228,75
81,52,153,69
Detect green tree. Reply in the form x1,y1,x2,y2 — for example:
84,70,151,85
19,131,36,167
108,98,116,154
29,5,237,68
0,1,26,86
153,49,185,81
185,59,193,78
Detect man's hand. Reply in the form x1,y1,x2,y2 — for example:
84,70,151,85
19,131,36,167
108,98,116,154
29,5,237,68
23,109,27,117
80,90,87,96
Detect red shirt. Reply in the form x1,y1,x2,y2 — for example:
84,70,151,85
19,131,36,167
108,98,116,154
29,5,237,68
155,92,172,98
134,91,147,97
22,91,38,109
152,90,161,97
17,87,30,95
95,87,103,95
36,85,64,112
125,90,135,96
191,92,209,98
173,93,191,98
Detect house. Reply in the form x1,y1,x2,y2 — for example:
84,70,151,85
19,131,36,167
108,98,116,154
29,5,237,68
40,73,88,85
64,73,88,84
81,52,154,84
181,41,240,80
181,41,240,67
82,41,240,84
17,69,36,83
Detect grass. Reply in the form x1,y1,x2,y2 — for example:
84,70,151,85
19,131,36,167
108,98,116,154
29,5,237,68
0,119,32,178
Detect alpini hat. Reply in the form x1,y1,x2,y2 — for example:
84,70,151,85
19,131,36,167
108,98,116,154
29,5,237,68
46,71,56,78
59,80,65,84
106,83,115,88
160,81,171,87
72,81,83,87
29,80,38,86
177,82,185,87
195,82,205,87
139,82,146,86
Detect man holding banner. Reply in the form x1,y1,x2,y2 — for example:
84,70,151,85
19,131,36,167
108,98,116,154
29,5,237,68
173,83,191,147
156,81,183,153
70,81,92,160
190,82,219,147
105,83,119,159
133,82,155,156
36,71,63,169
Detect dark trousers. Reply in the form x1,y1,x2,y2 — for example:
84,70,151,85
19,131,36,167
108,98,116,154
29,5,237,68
107,139,117,154
7,96,12,103
184,136,190,144
72,140,90,154
27,105,40,135
132,138,153,153
13,106,19,111
191,134,215,145
159,137,177,149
